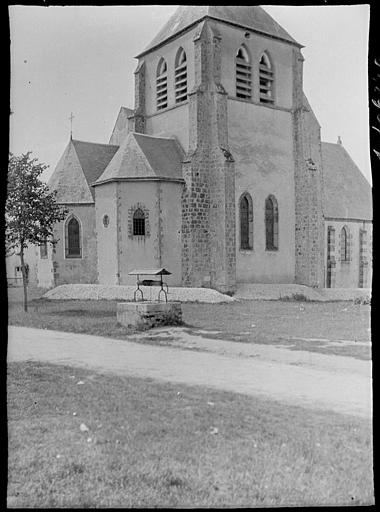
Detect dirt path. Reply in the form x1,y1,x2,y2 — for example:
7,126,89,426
7,326,372,418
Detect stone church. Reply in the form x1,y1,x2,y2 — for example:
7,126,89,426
25,5,373,292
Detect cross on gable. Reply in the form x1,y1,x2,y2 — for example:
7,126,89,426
69,112,75,139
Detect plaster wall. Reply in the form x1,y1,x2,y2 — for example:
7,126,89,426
36,243,55,288
52,204,97,285
116,181,183,286
95,183,119,285
145,103,189,153
324,219,372,288
228,99,296,283
160,181,183,284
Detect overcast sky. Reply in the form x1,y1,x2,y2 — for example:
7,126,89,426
9,4,371,184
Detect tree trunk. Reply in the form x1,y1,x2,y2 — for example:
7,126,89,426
19,244,28,313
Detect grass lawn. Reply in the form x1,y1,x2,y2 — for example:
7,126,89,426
182,300,371,359
7,361,374,508
8,286,371,359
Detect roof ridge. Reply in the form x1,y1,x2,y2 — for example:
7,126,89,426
321,141,342,146
72,139,120,148
132,132,180,141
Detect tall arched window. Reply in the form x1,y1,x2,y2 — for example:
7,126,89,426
133,208,145,236
235,46,252,100
175,48,187,104
340,226,349,262
65,216,81,258
265,195,279,250
239,192,253,250
156,58,168,111
259,52,274,104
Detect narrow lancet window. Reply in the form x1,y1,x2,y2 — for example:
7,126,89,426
236,46,252,100
265,195,279,250
65,216,81,258
175,48,187,104
156,58,168,110
240,193,253,250
259,53,274,104
340,226,349,262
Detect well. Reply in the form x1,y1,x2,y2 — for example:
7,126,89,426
117,301,182,329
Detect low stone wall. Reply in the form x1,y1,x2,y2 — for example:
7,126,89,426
117,301,182,329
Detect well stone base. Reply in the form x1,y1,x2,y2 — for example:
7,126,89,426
117,301,182,329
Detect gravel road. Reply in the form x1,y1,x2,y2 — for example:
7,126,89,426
7,326,372,418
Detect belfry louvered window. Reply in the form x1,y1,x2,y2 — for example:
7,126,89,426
259,53,274,104
235,46,252,100
156,58,168,111
265,195,279,251
175,48,187,104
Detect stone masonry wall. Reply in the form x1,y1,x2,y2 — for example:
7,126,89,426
292,48,324,287
131,61,146,134
181,20,236,293
324,219,372,288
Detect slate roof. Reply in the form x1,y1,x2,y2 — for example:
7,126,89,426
137,5,300,57
95,132,185,184
109,106,134,146
321,142,372,221
48,139,119,203
72,140,119,198
302,93,320,128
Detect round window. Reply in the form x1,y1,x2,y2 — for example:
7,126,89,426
103,215,109,227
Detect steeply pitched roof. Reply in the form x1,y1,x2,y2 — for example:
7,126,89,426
72,140,119,198
302,92,321,128
109,106,134,146
95,132,184,184
48,139,119,202
48,140,94,203
322,142,372,220
137,5,300,57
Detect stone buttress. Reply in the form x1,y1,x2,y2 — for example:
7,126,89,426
181,21,236,293
292,48,324,287
130,61,146,134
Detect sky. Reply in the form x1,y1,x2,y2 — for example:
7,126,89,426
9,4,371,184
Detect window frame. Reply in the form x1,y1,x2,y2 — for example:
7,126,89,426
132,208,146,237
265,195,279,251
175,47,188,104
239,192,253,251
235,45,252,100
259,52,275,105
156,57,168,111
64,215,82,259
340,226,350,263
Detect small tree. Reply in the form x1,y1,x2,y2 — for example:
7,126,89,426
6,152,68,311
